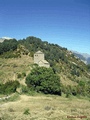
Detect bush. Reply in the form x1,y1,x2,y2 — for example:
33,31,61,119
22,72,26,77
17,72,26,79
17,73,22,78
66,93,70,98
21,85,37,96
0,81,20,94
21,85,29,93
26,67,61,95
23,108,30,115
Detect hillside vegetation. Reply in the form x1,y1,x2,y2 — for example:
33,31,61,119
0,36,90,97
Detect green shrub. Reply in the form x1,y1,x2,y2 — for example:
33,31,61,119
17,72,26,79
26,67,61,95
23,108,30,115
17,73,22,78
21,85,29,93
0,81,20,94
22,72,26,77
66,93,70,98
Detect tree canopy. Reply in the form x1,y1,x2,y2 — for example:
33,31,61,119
0,39,17,55
0,81,20,94
25,67,61,95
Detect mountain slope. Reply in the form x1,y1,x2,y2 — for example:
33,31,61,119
0,36,90,97
87,57,90,64
72,51,90,64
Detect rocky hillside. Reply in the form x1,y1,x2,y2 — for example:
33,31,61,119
0,36,90,96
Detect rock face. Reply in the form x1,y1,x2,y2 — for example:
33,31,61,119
34,51,50,68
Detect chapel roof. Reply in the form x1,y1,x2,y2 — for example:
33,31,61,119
35,50,43,54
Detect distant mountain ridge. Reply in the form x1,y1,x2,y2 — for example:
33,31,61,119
72,51,90,64
0,37,12,42
0,38,5,43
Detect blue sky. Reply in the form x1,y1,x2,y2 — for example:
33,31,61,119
0,0,90,54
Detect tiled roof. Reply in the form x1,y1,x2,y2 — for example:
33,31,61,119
39,60,49,64
35,50,43,54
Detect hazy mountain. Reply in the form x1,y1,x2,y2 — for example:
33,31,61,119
0,37,12,42
81,53,90,59
72,51,90,64
87,57,90,64
0,38,5,43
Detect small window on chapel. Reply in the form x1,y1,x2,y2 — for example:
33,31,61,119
35,55,37,56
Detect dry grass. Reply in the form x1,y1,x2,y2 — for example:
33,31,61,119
0,56,78,86
0,55,33,83
0,94,90,120
60,74,77,86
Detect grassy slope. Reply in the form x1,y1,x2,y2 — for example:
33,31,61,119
0,94,90,120
0,55,33,83
0,37,90,86
0,48,90,120
0,54,88,86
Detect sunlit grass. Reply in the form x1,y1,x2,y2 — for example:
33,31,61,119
0,94,90,120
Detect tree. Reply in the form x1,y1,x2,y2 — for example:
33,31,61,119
0,81,20,94
0,39,18,55
26,67,61,95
